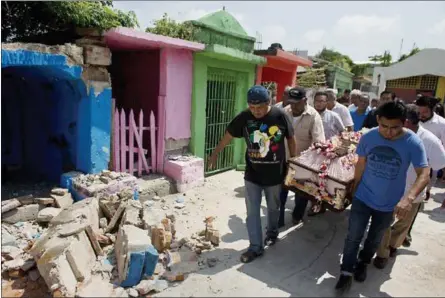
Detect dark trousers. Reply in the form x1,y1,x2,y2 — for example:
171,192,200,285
278,188,309,226
340,199,393,274
407,202,422,239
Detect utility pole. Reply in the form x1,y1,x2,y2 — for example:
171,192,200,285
398,38,404,60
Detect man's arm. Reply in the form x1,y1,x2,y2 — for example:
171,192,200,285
283,110,297,158
287,136,298,158
208,132,234,169
341,107,354,131
311,113,326,143
352,156,366,197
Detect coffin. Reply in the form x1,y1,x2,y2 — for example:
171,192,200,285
284,129,368,211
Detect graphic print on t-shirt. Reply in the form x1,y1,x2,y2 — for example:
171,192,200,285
367,146,402,180
246,121,283,162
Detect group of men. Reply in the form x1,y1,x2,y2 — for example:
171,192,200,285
207,84,445,293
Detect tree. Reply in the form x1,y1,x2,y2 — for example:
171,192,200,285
368,50,392,67
145,13,196,41
398,47,420,62
1,1,139,43
315,47,354,72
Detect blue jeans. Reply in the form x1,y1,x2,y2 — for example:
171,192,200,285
244,180,281,253
279,188,309,225
340,199,393,275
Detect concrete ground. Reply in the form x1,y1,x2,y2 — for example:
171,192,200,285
155,170,445,297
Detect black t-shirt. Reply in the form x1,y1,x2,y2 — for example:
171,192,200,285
363,109,378,129
226,107,294,186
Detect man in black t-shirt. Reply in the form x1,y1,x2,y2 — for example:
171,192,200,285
208,85,297,263
363,90,395,128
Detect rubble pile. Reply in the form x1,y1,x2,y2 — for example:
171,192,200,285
1,170,221,298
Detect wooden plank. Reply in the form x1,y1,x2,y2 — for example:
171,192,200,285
113,109,120,172
138,110,144,177
150,110,157,173
130,112,150,173
120,109,126,173
129,109,135,176
110,98,116,170
123,146,148,155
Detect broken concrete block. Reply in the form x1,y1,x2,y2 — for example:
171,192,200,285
50,197,100,233
85,225,104,256
2,246,22,260
35,197,55,205
57,222,88,237
51,192,73,209
115,225,152,287
99,217,108,229
142,207,163,231
16,194,35,205
83,45,112,66
2,199,22,214
36,242,78,297
65,230,96,282
37,207,62,223
205,228,221,246
2,204,43,224
111,286,129,298
143,245,159,278
28,269,41,281
165,248,199,275
127,288,139,297
51,188,68,196
60,171,83,191
3,258,25,270
2,231,17,247
136,279,156,295
21,259,36,272
105,203,126,233
120,200,142,228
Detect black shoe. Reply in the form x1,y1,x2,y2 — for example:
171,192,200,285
354,261,367,282
335,274,352,292
373,257,388,269
403,237,411,248
389,247,397,258
424,190,430,201
264,236,278,247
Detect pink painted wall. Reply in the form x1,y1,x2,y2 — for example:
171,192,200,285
162,48,193,140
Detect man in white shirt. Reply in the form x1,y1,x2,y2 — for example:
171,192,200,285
416,96,445,200
349,89,371,113
314,91,345,140
374,104,445,269
326,89,353,131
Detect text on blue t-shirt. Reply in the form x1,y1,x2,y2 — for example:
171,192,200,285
355,128,428,212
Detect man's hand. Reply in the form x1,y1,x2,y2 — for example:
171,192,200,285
207,153,218,170
394,195,414,219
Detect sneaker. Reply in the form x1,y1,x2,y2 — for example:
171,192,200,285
264,236,278,247
373,257,388,269
354,261,367,282
389,247,397,258
335,274,352,292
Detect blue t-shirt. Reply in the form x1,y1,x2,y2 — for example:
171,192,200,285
355,128,428,212
350,110,369,132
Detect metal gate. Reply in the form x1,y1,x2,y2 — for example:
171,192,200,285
204,68,238,175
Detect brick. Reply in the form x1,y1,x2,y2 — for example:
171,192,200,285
120,200,142,228
51,193,73,209
83,45,111,66
2,204,43,224
37,207,62,223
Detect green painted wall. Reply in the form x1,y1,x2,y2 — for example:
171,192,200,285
190,53,256,166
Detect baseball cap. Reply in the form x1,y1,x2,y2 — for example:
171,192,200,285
287,87,306,102
247,85,270,104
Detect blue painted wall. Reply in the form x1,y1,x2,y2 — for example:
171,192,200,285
1,48,112,180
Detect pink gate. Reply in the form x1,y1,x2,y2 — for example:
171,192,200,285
113,108,157,176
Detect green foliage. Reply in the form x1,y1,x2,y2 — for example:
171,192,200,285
368,50,392,66
315,47,354,72
146,13,196,41
398,47,420,62
298,67,327,89
1,1,139,43
351,63,371,77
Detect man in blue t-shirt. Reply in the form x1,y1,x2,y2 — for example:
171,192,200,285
335,101,430,292
350,95,370,131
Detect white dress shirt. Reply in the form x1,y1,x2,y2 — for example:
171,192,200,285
332,102,354,127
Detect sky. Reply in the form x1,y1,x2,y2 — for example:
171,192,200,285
114,1,445,62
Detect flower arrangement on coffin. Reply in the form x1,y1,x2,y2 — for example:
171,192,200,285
291,129,368,208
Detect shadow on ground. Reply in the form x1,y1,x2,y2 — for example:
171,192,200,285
199,204,395,297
